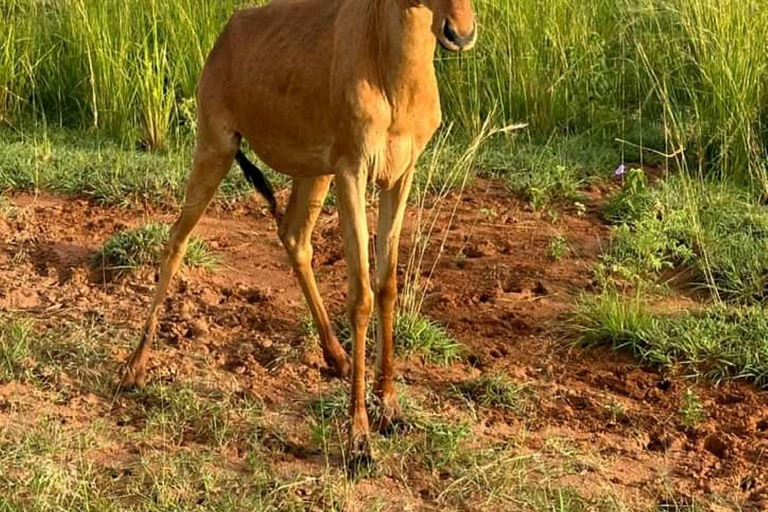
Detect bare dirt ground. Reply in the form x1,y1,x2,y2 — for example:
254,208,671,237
1,180,767,511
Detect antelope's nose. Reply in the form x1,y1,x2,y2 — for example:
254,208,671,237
443,20,476,50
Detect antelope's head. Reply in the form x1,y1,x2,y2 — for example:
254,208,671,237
426,0,477,52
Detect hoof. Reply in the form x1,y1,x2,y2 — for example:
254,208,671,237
324,350,351,379
346,437,375,477
118,365,147,391
376,411,411,437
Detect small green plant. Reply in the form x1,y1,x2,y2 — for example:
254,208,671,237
603,168,653,224
678,389,706,428
547,235,569,261
0,196,16,218
94,222,216,272
479,207,497,219
453,374,525,410
603,401,627,425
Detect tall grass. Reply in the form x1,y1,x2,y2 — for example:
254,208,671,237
1,0,767,188
1,0,248,148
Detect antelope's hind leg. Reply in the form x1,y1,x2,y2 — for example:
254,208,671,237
279,176,351,377
120,132,238,389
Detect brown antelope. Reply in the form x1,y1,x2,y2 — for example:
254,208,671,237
121,0,477,466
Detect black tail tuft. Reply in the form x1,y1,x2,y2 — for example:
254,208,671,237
235,150,278,218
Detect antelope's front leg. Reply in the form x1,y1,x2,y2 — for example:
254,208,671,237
336,163,374,470
374,168,414,434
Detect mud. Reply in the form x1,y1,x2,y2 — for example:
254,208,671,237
1,181,766,510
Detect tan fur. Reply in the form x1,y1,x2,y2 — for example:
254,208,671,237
122,0,476,465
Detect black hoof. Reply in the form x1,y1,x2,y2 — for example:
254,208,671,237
376,414,412,437
345,439,375,477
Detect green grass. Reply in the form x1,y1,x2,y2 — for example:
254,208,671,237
0,314,122,391
95,222,216,272
326,311,462,366
2,0,767,191
678,388,706,428
452,374,527,411
0,316,34,382
573,290,768,388
477,133,628,210
136,383,262,449
395,312,463,365
601,170,768,304
0,126,258,207
547,235,569,261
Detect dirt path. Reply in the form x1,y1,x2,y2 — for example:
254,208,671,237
1,181,766,510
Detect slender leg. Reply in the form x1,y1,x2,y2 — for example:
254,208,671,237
335,164,374,468
279,176,351,377
374,168,414,433
121,134,237,388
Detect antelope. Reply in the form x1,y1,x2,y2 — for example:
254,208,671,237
121,0,477,467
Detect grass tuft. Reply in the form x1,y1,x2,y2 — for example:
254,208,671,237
573,290,768,388
395,312,463,365
94,222,216,272
452,374,526,410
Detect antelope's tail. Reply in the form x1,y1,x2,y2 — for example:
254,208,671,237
235,150,278,220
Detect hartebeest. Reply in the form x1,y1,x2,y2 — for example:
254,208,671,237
121,0,477,466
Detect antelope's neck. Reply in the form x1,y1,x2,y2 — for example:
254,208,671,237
373,0,439,112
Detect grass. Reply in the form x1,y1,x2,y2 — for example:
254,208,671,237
0,126,258,207
0,316,34,382
678,388,706,428
452,374,527,411
3,0,767,190
573,290,768,388
547,235,569,261
0,314,122,392
600,170,768,304
95,221,217,272
136,383,262,449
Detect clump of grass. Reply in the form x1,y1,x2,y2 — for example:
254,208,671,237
422,421,471,471
307,387,349,423
330,311,462,366
478,134,621,210
95,222,216,272
0,314,120,390
395,312,463,365
0,196,16,218
453,374,526,410
573,290,768,388
602,167,655,224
